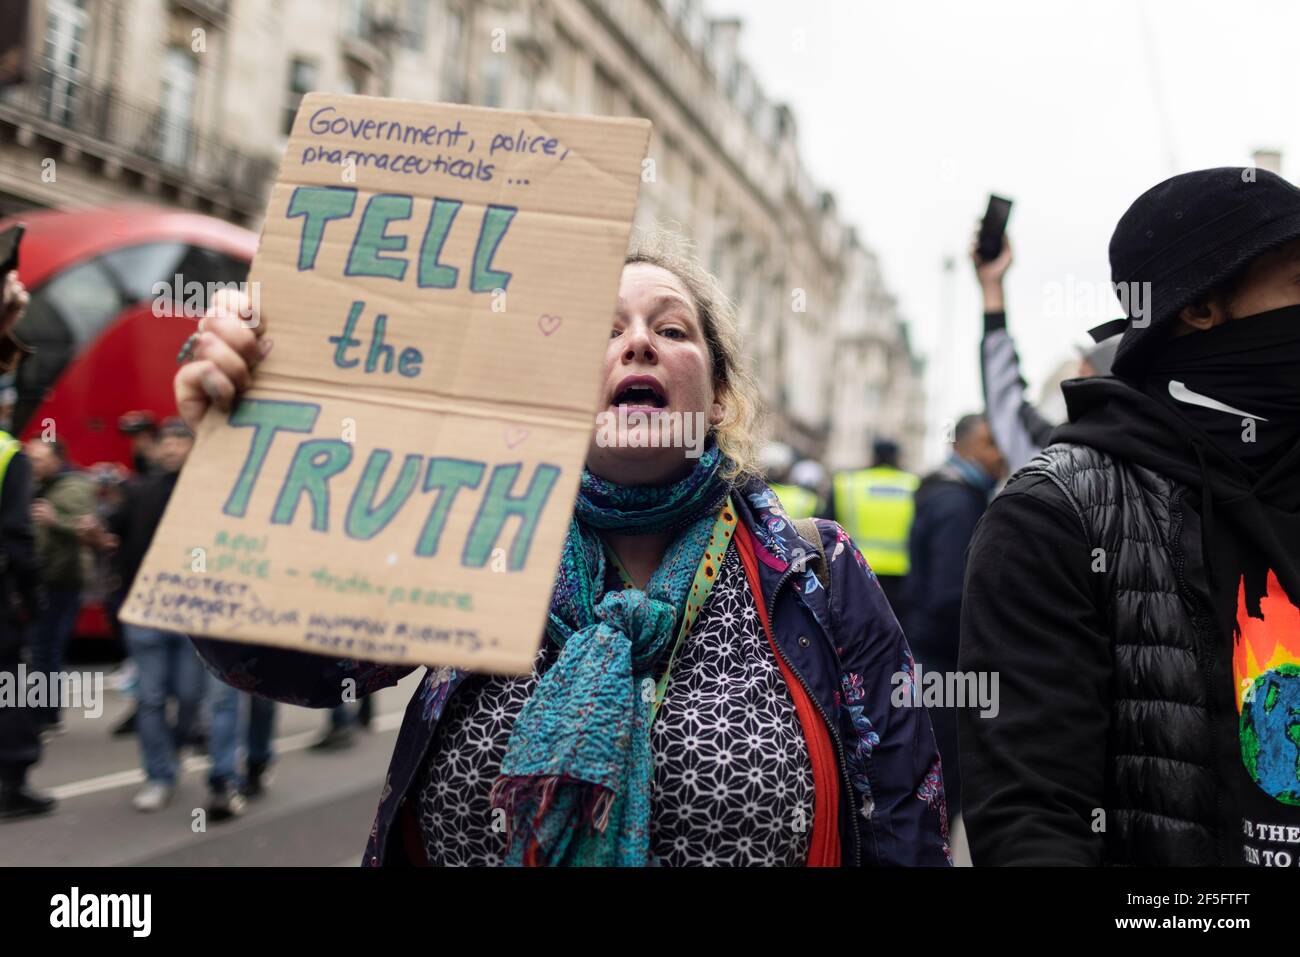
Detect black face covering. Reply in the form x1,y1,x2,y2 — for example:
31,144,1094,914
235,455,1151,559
1120,304,1300,856
1143,303,1300,468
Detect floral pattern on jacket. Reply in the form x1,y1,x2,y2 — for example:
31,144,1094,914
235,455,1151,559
190,476,949,867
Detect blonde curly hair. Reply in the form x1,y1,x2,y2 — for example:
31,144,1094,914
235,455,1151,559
624,229,766,484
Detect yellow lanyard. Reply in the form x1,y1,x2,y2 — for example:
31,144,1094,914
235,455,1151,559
604,497,737,724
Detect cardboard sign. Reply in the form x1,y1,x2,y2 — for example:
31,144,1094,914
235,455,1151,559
119,94,650,674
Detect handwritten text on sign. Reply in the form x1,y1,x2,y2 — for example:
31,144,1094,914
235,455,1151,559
119,94,651,674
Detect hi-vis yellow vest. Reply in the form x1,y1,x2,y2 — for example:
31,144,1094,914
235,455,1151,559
769,482,820,520
833,466,918,576
0,430,21,502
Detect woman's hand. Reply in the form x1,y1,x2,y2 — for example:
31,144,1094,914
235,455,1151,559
174,289,272,432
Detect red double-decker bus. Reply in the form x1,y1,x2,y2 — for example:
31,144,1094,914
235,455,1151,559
3,206,258,637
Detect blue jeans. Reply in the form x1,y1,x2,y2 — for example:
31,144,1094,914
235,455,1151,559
28,587,82,723
207,674,276,790
123,624,208,786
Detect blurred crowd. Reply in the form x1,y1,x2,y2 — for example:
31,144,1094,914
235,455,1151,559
2,165,1299,870
0,209,1162,840
0,386,371,822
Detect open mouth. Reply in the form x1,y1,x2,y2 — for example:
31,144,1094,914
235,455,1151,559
611,377,668,409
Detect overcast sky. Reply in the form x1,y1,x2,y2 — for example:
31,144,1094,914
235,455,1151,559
707,0,1300,464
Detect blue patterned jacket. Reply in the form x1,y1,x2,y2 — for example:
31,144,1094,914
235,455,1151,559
191,477,950,866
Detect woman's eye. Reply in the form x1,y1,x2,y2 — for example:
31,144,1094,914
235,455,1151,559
659,327,686,340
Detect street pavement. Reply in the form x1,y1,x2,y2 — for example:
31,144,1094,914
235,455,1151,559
2,663,973,867
0,667,421,867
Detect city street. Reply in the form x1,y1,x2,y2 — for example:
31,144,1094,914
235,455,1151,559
0,667,421,867
0,2,1294,921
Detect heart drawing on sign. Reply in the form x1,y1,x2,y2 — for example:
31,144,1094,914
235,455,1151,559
537,313,562,336
505,426,529,448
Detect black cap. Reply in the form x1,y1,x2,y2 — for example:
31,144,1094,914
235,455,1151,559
118,410,158,435
1109,167,1300,379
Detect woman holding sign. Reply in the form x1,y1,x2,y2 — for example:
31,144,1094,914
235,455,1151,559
178,236,949,867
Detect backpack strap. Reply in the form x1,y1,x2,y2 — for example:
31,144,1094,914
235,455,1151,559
792,517,831,600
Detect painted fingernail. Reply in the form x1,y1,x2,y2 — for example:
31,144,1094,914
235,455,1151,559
258,337,274,358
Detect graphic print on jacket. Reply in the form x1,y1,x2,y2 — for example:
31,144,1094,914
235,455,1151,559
414,544,815,866
1233,569,1300,866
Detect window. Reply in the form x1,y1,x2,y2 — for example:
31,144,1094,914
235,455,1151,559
341,63,368,96
480,51,504,108
38,0,89,127
101,242,247,303
402,0,428,51
440,6,467,101
553,25,579,98
517,60,536,110
283,57,317,135
158,47,197,167
343,0,369,41
592,65,618,117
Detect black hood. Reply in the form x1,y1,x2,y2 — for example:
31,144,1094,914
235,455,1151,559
1050,375,1300,629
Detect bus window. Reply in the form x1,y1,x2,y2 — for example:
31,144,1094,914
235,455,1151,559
10,242,252,432
102,242,250,313
12,258,124,431
38,257,124,349
100,242,190,302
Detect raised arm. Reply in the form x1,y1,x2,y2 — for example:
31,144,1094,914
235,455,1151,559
974,236,1054,472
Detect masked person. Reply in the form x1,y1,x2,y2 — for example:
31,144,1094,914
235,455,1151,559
960,168,1300,866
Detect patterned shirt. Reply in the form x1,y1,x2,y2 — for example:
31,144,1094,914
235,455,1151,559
415,542,814,866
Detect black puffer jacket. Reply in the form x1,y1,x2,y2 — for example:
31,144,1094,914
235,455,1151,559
959,441,1222,865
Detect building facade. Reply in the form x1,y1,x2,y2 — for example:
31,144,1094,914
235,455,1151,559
0,0,925,469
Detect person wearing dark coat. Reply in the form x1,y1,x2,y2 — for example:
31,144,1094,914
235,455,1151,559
904,413,1006,820
0,440,56,819
108,420,208,812
961,168,1300,866
169,250,952,867
0,265,53,820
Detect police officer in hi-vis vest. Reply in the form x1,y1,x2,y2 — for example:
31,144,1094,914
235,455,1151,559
828,438,918,620
0,264,56,820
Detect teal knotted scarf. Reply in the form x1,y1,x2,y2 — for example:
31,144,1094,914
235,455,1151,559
488,442,732,866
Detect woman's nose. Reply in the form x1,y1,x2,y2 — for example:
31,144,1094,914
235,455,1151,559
622,327,657,363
